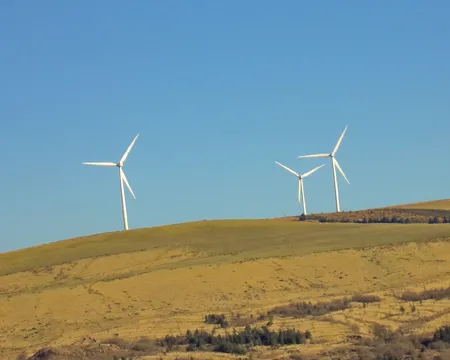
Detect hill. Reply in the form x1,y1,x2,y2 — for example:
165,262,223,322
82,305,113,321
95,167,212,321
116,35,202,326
2,199,450,359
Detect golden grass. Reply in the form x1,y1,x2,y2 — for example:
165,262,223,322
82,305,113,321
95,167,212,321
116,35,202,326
2,220,450,276
2,200,450,359
388,198,450,210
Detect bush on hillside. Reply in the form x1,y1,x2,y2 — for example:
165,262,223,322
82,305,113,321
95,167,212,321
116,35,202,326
433,325,450,343
269,298,350,318
301,208,450,225
400,286,450,302
228,312,270,327
351,294,381,303
204,313,229,328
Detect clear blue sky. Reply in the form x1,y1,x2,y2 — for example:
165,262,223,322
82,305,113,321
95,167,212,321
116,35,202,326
1,1,449,252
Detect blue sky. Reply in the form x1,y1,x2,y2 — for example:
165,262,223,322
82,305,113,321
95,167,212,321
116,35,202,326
1,1,449,252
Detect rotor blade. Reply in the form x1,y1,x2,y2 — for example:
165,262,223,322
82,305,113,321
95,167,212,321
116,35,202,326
297,153,330,159
332,125,348,156
121,171,136,199
82,162,117,166
334,158,350,184
275,161,299,177
302,164,326,178
120,133,139,165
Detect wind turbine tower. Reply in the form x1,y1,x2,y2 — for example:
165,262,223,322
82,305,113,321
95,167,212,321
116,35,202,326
82,134,139,230
297,126,350,212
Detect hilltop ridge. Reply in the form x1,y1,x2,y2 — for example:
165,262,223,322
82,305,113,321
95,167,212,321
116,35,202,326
1,199,450,276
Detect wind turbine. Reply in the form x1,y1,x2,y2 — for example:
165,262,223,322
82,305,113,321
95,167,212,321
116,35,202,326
82,134,139,231
297,125,350,213
275,161,325,216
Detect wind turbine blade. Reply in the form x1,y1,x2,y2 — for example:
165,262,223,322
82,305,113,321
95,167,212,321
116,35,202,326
297,153,330,159
121,171,136,199
332,125,348,156
121,171,136,200
275,161,299,177
82,162,117,166
120,133,139,165
302,164,326,178
334,159,350,184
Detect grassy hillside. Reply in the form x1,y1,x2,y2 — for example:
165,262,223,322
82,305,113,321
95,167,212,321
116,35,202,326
2,200,450,359
3,219,450,276
389,198,450,210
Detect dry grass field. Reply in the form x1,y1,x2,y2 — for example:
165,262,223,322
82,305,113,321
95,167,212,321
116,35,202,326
388,199,450,210
2,200,450,359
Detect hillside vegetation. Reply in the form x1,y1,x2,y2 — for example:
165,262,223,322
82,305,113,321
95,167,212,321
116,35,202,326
302,198,450,224
2,199,450,359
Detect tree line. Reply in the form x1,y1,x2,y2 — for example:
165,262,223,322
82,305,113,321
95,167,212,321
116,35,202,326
300,213,450,224
158,325,311,355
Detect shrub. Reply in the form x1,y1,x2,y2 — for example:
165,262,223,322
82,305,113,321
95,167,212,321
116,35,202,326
157,334,186,351
372,324,396,342
204,313,229,328
400,287,450,302
433,325,450,343
400,291,423,302
351,294,381,303
213,342,247,355
269,298,350,318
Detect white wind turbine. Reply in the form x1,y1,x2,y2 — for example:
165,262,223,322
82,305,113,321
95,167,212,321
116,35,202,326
82,134,139,231
275,161,325,216
297,125,350,213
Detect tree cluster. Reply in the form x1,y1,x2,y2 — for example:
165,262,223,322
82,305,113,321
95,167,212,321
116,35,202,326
269,298,351,318
342,324,450,360
204,313,228,328
302,214,450,224
158,325,311,355
428,216,450,224
432,325,450,343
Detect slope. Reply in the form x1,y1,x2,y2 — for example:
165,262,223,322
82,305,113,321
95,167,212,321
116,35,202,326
2,219,450,277
2,201,450,359
389,198,450,210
